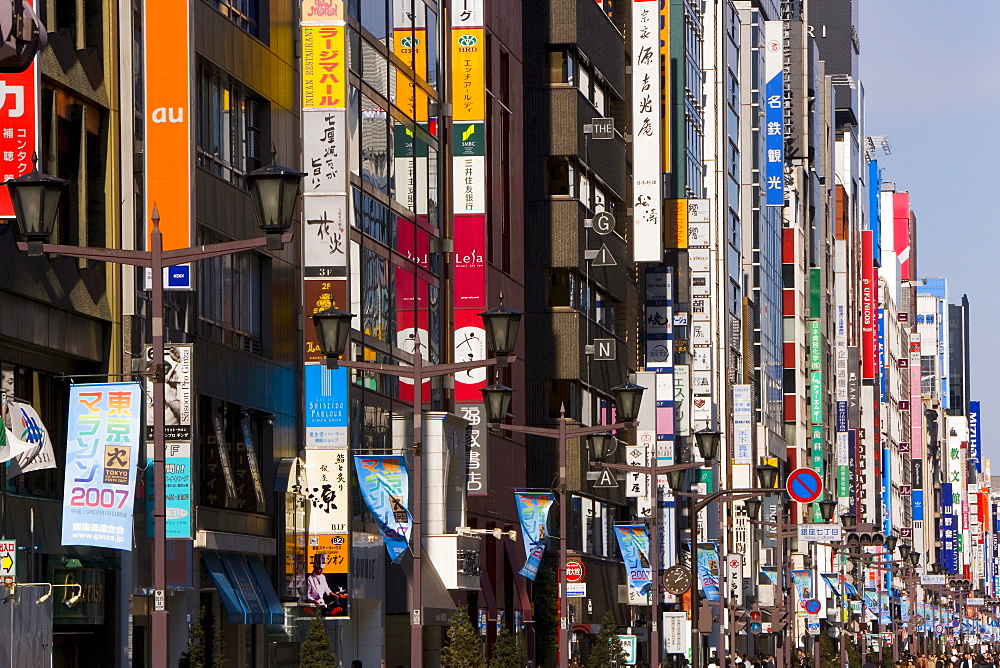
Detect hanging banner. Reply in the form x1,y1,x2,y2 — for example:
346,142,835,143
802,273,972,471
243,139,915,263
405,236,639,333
791,569,813,601
516,492,554,580
61,383,142,550
354,455,412,563
696,541,721,602
615,525,652,605
820,572,841,598
2,397,52,469
764,20,784,206
863,592,880,619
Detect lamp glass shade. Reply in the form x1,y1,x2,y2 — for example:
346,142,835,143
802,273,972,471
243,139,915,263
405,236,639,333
744,498,762,519
587,433,615,462
6,167,68,241
884,535,898,553
840,510,856,526
611,382,645,424
909,551,920,567
481,384,513,424
666,468,686,493
245,161,304,233
311,307,354,360
695,428,721,460
898,543,911,560
478,304,522,357
755,463,779,490
818,498,838,522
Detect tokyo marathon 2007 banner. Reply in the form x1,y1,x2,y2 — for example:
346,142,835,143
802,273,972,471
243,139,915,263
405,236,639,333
62,383,142,550
516,492,554,580
354,455,412,563
615,524,652,605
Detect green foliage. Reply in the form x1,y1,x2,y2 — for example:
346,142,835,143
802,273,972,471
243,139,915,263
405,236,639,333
179,607,226,668
441,606,485,668
489,626,525,668
846,637,863,668
819,633,839,668
300,615,337,668
587,611,626,668
532,566,559,667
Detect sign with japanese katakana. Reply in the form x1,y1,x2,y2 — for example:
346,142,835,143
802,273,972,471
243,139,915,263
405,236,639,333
62,383,142,550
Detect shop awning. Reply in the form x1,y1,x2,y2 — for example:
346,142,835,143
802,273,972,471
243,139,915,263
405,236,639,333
202,552,284,625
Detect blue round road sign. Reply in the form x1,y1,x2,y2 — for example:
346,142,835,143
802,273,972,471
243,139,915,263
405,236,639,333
804,599,822,615
786,468,823,504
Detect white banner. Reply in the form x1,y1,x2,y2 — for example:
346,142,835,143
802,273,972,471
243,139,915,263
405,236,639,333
3,399,54,471
631,0,661,262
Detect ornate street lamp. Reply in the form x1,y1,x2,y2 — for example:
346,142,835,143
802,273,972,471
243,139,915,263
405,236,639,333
666,467,687,493
840,510,856,527
818,497,838,522
744,497,762,519
899,543,912,561
885,534,898,554
478,303,522,367
586,433,616,462
755,463,780,490
481,384,514,426
909,550,921,568
244,158,305,249
4,161,69,255
694,427,721,460
611,382,645,428
311,307,355,368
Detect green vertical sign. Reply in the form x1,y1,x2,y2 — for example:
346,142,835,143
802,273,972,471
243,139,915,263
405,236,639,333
809,267,821,318
696,468,714,493
809,320,822,370
810,370,823,424
811,425,824,522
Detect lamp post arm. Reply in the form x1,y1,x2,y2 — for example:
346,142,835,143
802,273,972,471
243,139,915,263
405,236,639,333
21,242,154,267
160,233,293,265
491,420,633,440
336,355,515,380
670,487,778,513
600,460,703,476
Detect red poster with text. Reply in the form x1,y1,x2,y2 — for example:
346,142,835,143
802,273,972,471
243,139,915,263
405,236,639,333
453,308,487,402
0,34,38,218
861,230,876,380
453,214,486,310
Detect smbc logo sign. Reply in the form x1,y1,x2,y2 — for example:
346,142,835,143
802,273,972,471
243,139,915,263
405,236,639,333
457,34,478,47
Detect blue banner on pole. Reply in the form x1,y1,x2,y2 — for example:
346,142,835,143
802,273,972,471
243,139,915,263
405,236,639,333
61,383,142,550
697,541,721,602
516,492,554,580
354,455,412,562
764,21,784,206
616,525,652,604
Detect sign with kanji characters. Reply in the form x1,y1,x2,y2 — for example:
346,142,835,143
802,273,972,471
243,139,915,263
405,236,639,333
0,539,14,583
797,524,842,543
631,0,661,262
451,28,484,121
146,440,192,539
763,21,784,206
732,385,752,464
458,403,488,495
143,344,192,441
62,383,142,550
0,12,37,220
304,365,349,449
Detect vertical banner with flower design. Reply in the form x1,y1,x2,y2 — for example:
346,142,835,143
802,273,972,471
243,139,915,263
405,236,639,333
354,455,412,563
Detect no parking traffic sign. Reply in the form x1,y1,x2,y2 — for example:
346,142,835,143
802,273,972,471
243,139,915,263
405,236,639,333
786,468,823,504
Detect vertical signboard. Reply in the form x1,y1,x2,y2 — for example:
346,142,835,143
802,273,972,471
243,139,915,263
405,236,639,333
732,385,752,464
631,0,661,261
144,0,193,287
0,0,38,218
763,21,784,206
910,338,923,459
301,0,350,614
970,401,981,473
451,0,490,496
861,231,876,379
62,383,142,550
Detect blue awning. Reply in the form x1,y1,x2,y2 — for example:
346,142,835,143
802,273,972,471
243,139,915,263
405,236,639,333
202,552,284,625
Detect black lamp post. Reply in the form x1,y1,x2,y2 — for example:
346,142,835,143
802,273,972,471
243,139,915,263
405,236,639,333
479,303,522,367
840,510,856,528
586,433,616,462
694,427,722,460
744,497,762,519
756,463,780,490
244,159,306,249
818,498,838,522
6,161,298,668
481,384,514,426
5,161,69,256
885,534,898,554
899,543,911,561
311,307,355,368
909,551,921,568
611,382,645,429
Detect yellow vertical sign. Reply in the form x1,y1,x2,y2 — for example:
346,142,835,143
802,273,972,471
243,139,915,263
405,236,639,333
393,28,428,121
666,199,688,249
452,28,485,122
302,24,347,109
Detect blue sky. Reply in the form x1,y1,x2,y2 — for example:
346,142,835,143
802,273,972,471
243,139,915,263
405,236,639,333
859,0,1000,463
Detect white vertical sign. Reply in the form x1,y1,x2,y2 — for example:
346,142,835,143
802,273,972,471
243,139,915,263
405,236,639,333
732,385,752,464
631,0,661,262
726,553,744,606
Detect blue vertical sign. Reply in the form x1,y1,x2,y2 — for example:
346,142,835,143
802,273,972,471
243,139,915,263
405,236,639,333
764,21,784,206
969,401,981,473
940,482,957,573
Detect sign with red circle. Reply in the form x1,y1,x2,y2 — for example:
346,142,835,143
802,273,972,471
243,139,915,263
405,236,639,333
803,599,822,615
785,468,823,504
565,559,586,583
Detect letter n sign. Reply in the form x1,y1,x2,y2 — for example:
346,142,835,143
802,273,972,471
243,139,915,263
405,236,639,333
593,339,615,361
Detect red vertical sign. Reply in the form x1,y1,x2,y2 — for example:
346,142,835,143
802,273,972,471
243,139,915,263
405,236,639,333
0,9,38,218
861,230,876,380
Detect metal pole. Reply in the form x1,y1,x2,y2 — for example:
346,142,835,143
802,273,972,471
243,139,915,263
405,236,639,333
651,436,660,668
411,347,424,665
150,222,168,668
559,413,569,668
692,494,700,668
775,500,783,668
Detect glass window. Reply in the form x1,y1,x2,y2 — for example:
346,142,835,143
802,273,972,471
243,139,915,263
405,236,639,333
198,228,264,348
545,156,575,197
361,93,391,194
196,62,266,185
361,247,395,344
546,49,574,85
592,82,606,116
361,0,388,40
577,64,590,99
205,0,258,36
